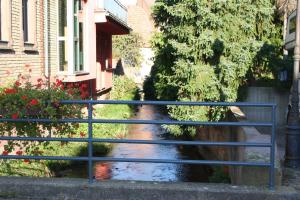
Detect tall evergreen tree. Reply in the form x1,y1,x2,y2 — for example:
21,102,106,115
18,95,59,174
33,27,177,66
148,0,285,135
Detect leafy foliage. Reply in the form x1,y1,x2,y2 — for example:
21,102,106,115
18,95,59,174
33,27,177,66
110,76,140,100
146,0,288,136
113,33,143,67
0,76,84,155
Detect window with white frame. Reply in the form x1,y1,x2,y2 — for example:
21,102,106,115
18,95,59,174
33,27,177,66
0,0,11,46
22,0,37,46
58,0,84,73
58,0,68,71
285,10,297,48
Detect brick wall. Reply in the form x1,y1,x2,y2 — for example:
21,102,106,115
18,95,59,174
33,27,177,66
0,0,45,85
127,0,156,47
48,0,58,79
287,0,297,14
277,0,297,15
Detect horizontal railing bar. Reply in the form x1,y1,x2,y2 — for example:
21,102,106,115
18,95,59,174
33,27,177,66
91,158,271,167
0,155,88,161
0,136,89,142
0,119,89,123
0,155,270,167
92,119,273,127
92,139,272,147
0,119,273,127
0,137,272,147
59,100,276,107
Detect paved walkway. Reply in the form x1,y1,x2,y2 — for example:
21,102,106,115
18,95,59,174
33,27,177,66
0,177,299,200
283,167,300,192
258,126,286,163
258,126,300,192
263,126,300,194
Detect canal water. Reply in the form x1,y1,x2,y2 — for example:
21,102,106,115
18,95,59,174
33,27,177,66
94,105,212,182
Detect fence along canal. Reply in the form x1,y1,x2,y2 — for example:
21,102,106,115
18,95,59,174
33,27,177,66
0,100,276,189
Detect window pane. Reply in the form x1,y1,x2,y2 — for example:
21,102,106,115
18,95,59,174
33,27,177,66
74,16,78,37
0,0,10,41
58,0,67,37
59,41,68,71
74,0,80,13
58,0,67,72
22,0,28,42
289,16,296,34
74,0,83,72
27,0,36,43
74,40,79,71
79,23,84,71
74,0,79,37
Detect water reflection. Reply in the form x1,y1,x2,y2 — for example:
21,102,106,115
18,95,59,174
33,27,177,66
94,163,112,180
94,105,212,182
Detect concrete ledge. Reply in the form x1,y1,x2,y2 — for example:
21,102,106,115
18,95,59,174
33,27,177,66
0,177,299,200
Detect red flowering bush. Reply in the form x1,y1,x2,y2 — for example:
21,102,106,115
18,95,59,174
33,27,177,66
0,76,84,155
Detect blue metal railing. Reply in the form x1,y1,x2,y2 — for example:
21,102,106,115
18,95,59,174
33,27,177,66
0,100,276,189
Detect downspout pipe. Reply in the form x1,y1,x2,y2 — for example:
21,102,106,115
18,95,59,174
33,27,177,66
43,0,52,138
285,0,300,168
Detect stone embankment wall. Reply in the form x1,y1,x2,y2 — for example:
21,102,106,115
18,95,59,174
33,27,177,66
241,87,289,127
196,107,282,186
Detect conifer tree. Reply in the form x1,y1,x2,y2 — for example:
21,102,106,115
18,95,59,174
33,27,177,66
148,0,285,135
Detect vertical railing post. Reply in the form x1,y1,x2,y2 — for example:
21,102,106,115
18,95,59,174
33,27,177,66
88,102,93,183
269,105,276,190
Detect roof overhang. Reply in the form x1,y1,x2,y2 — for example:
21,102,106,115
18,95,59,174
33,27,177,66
95,10,131,35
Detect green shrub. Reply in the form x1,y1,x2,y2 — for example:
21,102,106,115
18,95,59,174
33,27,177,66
110,76,140,100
